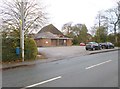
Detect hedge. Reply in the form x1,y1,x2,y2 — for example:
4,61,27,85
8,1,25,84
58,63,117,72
2,38,38,62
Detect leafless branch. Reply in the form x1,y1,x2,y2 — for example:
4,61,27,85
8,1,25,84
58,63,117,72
0,0,48,36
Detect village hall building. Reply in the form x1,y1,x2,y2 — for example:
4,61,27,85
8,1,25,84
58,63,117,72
34,24,73,47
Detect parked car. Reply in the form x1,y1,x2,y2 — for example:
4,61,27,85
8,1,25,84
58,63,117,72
86,42,101,51
99,42,114,49
80,43,86,46
99,43,106,49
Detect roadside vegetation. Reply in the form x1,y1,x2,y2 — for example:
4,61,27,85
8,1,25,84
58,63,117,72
0,0,119,62
62,22,92,45
2,38,38,62
62,1,120,47
1,0,48,62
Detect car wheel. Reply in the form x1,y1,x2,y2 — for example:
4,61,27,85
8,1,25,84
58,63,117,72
102,46,105,49
86,48,88,50
99,47,102,50
92,47,95,51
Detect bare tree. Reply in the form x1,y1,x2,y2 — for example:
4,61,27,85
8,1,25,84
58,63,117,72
0,0,48,37
90,26,97,36
118,1,120,31
94,11,109,42
105,1,120,43
95,11,106,27
72,23,82,37
93,1,120,43
62,22,73,35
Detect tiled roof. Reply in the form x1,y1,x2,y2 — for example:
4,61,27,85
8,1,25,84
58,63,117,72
34,32,73,40
34,32,59,39
38,24,63,35
35,24,72,40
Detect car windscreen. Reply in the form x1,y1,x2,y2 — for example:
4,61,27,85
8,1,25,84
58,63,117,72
88,42,96,44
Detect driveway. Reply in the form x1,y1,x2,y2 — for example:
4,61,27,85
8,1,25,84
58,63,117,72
38,46,119,60
38,46,89,59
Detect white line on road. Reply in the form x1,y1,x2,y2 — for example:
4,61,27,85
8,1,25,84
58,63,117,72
85,60,112,70
22,76,62,89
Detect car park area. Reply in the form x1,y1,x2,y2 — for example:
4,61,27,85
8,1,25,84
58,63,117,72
38,46,119,59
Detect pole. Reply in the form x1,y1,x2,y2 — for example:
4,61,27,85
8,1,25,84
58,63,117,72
21,1,24,62
118,2,120,31
98,13,101,42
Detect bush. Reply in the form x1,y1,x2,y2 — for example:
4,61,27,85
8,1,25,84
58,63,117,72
114,42,120,47
2,38,38,62
2,38,20,62
24,38,38,60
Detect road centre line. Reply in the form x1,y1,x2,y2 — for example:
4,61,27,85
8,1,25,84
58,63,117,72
85,60,112,70
22,76,62,89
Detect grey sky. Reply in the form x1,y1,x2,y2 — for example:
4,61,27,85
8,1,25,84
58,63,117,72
41,0,117,32
0,0,118,33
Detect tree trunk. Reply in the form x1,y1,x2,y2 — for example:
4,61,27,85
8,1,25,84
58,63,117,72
114,23,118,43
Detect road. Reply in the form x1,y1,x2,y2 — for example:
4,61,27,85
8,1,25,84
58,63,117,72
2,51,118,88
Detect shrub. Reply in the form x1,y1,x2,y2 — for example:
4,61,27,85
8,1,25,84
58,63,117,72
24,38,38,60
2,38,38,62
114,42,120,47
2,38,20,62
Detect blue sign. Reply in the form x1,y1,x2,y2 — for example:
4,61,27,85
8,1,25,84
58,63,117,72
16,47,20,55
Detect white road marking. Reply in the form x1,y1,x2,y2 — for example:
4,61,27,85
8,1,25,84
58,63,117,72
85,60,112,70
22,76,62,89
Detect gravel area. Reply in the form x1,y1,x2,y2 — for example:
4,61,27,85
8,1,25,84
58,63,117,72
38,46,119,59
38,46,88,59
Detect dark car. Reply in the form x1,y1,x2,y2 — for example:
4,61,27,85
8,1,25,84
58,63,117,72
86,42,101,51
99,43,106,49
99,42,114,49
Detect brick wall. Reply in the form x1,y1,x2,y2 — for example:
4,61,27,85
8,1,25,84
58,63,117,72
67,39,72,46
35,38,51,47
35,38,73,47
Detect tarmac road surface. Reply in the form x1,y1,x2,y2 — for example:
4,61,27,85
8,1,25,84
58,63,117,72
2,50,118,87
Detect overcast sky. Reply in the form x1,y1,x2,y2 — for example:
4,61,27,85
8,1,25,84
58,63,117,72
0,0,118,32
40,0,117,32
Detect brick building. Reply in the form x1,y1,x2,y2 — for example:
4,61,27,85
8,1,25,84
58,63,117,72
34,24,72,47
